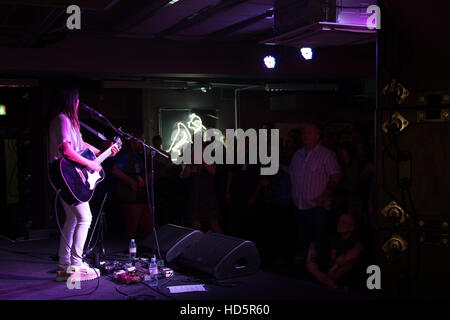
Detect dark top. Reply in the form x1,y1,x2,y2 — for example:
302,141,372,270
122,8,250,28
186,165,220,222
331,230,362,257
114,149,148,203
230,163,260,202
115,149,145,175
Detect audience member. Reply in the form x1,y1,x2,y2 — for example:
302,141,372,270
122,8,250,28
289,123,342,265
306,213,363,289
183,142,223,233
152,134,183,226
225,138,260,240
111,135,153,240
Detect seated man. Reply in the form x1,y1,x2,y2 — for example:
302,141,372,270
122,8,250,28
306,213,363,289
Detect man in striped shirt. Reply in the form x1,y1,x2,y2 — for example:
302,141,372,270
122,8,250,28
289,123,342,266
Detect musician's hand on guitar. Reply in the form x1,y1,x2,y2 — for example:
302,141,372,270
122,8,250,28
110,144,119,157
87,160,102,172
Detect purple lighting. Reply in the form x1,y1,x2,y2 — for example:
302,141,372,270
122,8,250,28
336,0,378,27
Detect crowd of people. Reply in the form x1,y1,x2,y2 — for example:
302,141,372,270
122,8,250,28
46,88,374,287
103,122,375,291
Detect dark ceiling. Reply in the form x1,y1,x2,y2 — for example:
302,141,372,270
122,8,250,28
0,0,275,47
0,0,379,83
0,0,448,90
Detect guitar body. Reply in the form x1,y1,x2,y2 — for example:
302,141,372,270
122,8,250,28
50,148,105,206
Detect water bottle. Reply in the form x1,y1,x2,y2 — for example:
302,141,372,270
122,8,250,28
149,255,158,287
129,239,137,262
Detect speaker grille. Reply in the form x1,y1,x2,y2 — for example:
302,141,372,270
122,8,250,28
142,224,203,262
178,233,261,279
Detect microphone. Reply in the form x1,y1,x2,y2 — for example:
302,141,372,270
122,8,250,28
79,102,103,118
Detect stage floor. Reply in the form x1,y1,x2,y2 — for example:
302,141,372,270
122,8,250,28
0,237,370,300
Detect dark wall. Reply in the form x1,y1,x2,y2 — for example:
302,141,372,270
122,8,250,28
239,90,375,136
142,85,376,156
379,0,450,92
80,88,143,137
0,33,375,80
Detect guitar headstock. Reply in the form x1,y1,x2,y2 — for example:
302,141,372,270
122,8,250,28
113,136,123,151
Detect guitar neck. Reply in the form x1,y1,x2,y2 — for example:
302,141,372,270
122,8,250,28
95,147,113,165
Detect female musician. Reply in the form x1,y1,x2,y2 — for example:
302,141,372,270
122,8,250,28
47,88,118,281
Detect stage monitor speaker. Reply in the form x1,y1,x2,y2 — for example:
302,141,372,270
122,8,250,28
177,233,261,280
142,224,203,262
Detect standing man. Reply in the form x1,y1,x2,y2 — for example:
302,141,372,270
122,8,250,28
289,123,342,267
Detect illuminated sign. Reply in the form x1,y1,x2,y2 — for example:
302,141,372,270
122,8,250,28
166,113,225,163
0,104,6,116
166,121,192,161
187,113,206,134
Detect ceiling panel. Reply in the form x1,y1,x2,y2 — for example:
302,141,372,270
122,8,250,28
0,0,118,10
128,0,221,35
229,18,273,36
178,1,273,36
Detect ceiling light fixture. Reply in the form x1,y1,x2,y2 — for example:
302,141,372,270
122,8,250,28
300,47,313,60
264,55,276,69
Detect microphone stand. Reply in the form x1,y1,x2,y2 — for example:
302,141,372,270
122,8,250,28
86,110,168,261
85,192,108,268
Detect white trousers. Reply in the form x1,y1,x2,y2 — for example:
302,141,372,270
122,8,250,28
58,200,92,267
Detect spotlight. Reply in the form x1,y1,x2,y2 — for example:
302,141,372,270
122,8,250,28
264,55,276,69
300,47,313,60
0,104,6,116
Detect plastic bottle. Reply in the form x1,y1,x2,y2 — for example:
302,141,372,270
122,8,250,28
129,239,137,262
149,255,158,287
